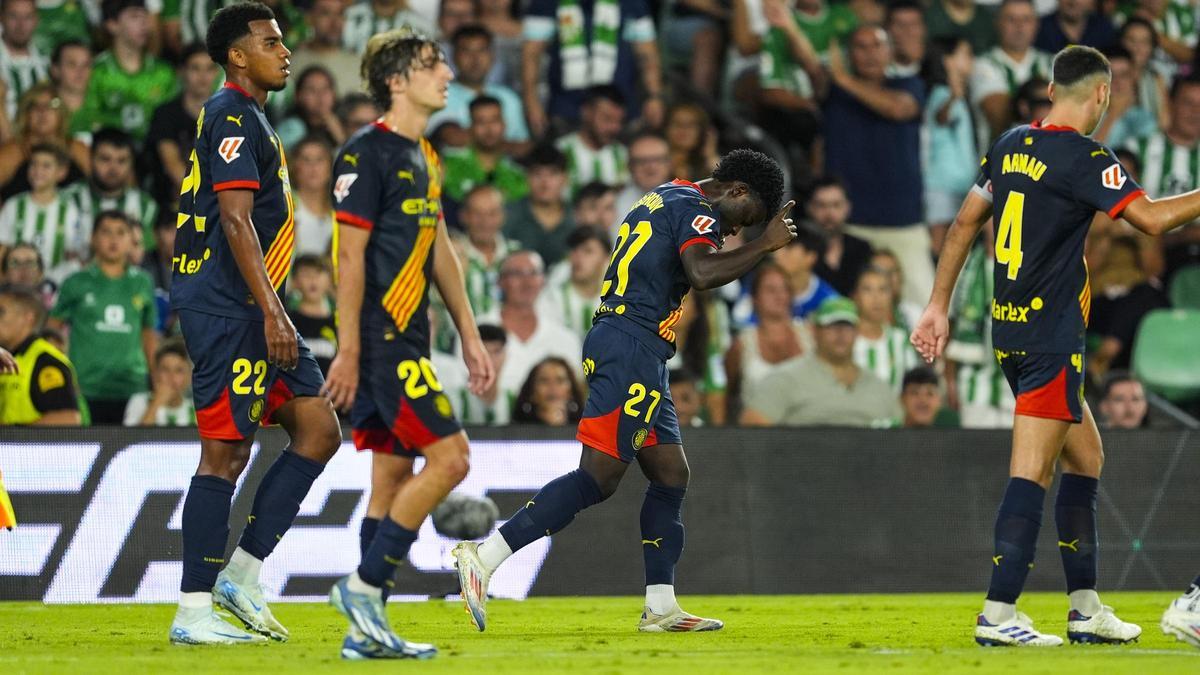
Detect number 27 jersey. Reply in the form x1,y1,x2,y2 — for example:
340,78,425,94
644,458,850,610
592,179,722,358
973,121,1144,353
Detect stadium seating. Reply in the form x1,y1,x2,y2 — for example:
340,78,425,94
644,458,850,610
1132,308,1200,402
1168,265,1200,309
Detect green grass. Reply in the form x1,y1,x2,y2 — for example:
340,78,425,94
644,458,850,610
2,593,1197,674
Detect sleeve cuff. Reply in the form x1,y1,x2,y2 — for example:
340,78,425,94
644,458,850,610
1107,189,1145,219
970,182,993,203
679,236,718,254
213,180,260,192
335,210,374,230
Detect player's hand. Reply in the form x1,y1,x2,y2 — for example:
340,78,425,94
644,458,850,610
461,335,495,397
761,200,797,251
264,309,299,370
910,304,950,364
0,347,16,374
321,352,359,412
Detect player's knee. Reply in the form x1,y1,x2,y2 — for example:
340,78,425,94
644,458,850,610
593,473,622,501
431,452,470,485
659,463,690,490
199,444,252,482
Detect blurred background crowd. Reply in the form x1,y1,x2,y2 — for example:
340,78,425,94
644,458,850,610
1,0,1198,431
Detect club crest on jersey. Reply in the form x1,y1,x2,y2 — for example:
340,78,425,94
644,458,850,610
1102,163,1126,190
218,137,244,164
333,174,358,203
691,214,716,235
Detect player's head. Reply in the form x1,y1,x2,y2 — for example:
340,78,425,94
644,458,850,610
468,95,506,151
566,226,612,285
291,253,332,303
361,27,452,116
1,0,37,50
708,148,784,236
207,2,290,93
1169,73,1200,141
0,283,44,348
91,210,135,265
91,127,136,193
460,184,504,243
1049,45,1111,134
103,0,151,50
901,366,941,428
2,242,44,287
572,181,617,230
1099,370,1148,429
26,142,69,192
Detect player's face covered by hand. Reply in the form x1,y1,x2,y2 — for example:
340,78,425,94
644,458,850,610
239,19,292,92
715,183,767,239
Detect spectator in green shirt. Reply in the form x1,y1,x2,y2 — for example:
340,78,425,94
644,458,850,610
72,0,178,143
503,144,575,267
49,40,92,134
32,0,91,55
443,95,529,208
48,209,158,424
925,0,997,55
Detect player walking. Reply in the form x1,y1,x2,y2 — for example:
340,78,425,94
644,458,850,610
167,2,342,645
912,45,1200,647
453,149,796,632
320,29,494,660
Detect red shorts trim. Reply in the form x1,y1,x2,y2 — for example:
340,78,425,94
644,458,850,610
392,397,444,450
679,237,717,255
576,408,623,461
196,388,245,441
352,428,396,454
213,180,261,192
1014,366,1075,422
262,378,294,426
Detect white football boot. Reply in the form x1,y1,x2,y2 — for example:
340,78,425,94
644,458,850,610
452,541,491,632
213,569,289,641
974,611,1064,646
1162,591,1200,648
1066,606,1141,644
169,605,268,645
638,605,724,632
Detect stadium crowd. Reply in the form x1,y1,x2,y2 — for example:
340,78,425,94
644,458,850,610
0,0,1192,430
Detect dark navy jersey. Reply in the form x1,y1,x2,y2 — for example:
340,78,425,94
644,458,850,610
974,121,1145,353
171,82,295,320
332,122,443,345
592,179,722,358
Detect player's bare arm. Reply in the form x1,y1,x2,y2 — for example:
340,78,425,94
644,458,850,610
680,200,796,291
911,190,993,364
216,188,298,369
323,224,369,411
0,347,15,374
1121,189,1200,236
431,215,494,397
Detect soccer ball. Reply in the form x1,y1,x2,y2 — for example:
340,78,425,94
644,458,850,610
431,492,500,540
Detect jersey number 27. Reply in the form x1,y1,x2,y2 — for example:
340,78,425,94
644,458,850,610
601,220,652,297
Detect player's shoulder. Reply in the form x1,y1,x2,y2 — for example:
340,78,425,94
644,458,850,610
658,179,715,214
338,123,408,165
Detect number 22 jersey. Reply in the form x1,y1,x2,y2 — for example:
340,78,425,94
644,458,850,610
592,179,723,359
973,121,1144,353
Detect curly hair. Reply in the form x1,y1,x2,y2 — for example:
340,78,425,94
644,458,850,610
206,2,275,66
360,27,443,111
711,148,784,215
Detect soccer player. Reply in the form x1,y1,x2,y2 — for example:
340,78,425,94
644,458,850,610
911,45,1200,647
453,149,796,632
166,3,342,646
320,28,494,660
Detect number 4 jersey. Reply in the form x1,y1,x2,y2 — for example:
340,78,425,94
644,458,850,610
973,121,1144,353
593,179,723,359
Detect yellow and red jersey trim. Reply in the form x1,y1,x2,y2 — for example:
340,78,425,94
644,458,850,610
1079,258,1091,328
381,137,442,331
263,145,296,291
658,306,684,343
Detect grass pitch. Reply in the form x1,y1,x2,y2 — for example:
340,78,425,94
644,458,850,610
2,592,1197,674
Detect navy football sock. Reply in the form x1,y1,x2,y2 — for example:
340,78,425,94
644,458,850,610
357,517,418,588
986,477,1046,604
359,517,380,560
1055,473,1099,594
238,450,326,560
180,475,235,593
641,483,686,586
499,469,605,552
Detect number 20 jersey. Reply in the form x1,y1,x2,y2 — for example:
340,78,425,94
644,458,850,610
973,121,1144,353
592,179,723,359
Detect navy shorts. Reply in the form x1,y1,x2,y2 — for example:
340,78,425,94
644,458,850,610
179,309,324,441
577,321,681,463
350,329,462,457
996,349,1085,423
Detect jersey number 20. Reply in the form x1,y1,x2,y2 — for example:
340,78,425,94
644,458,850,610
996,191,1025,280
601,220,652,297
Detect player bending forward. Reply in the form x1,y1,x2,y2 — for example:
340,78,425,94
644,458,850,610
453,149,796,632
320,29,494,660
167,3,342,645
912,45,1200,647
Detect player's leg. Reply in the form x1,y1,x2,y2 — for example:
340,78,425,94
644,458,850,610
1056,403,1141,643
361,452,415,575
1163,571,1200,648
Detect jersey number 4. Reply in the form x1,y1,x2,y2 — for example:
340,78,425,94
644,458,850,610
601,220,652,297
996,191,1025,281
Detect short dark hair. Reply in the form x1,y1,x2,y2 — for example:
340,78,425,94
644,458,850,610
808,175,848,200
0,283,46,326
1,242,43,274
1101,370,1143,399
102,0,146,23
712,148,785,215
669,368,697,387
452,24,492,48
155,337,190,365
572,181,614,208
478,323,507,345
1118,16,1158,49
468,94,502,117
1170,72,1200,101
293,253,331,275
29,142,69,167
91,127,135,156
179,41,209,65
207,2,276,66
998,0,1034,11
902,366,940,391
93,209,135,233
885,0,923,24
1052,45,1111,89
51,39,89,66
582,85,625,109
524,143,568,171
361,27,444,110
566,225,612,254
1101,45,1133,64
